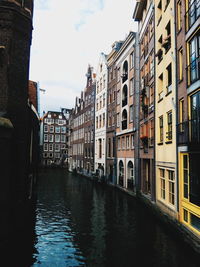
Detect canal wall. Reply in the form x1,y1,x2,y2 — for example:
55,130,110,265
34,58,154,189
72,170,200,255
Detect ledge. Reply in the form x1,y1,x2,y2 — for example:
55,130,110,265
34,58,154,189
0,117,13,129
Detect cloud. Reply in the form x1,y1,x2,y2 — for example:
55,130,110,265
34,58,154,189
30,0,137,113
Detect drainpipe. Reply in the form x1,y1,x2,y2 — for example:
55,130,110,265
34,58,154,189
174,0,179,213
134,31,141,195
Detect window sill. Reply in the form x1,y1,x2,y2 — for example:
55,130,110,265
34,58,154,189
178,78,183,84
165,140,172,144
157,142,163,146
165,90,172,97
177,28,182,35
158,98,163,103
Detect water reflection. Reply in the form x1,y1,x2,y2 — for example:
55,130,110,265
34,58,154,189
32,169,200,266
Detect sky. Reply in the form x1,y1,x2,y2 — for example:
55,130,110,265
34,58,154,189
29,0,137,114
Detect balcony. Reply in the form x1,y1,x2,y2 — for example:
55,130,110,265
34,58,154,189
186,54,200,86
185,1,200,32
177,119,200,150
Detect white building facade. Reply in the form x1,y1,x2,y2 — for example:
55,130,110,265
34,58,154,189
94,53,108,177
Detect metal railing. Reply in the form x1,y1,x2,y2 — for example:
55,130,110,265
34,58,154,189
186,54,200,86
177,119,200,148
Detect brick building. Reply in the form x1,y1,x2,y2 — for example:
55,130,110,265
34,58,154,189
41,110,69,167
106,41,123,184
0,0,37,237
115,32,137,191
133,0,156,201
83,66,96,175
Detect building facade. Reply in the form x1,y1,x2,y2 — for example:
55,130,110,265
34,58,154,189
106,42,123,184
83,66,96,176
155,0,178,218
71,95,85,172
133,0,156,200
115,32,136,191
42,111,69,166
176,0,200,235
94,53,108,179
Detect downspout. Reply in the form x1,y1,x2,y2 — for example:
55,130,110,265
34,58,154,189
134,31,141,195
174,0,179,213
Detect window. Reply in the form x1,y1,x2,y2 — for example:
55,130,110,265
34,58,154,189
183,154,189,199
118,137,121,150
131,135,134,149
130,52,134,69
61,135,66,143
122,85,128,107
117,113,120,127
122,109,128,130
44,143,48,151
186,0,200,31
122,137,125,149
108,138,111,157
55,126,60,133
49,144,53,151
122,61,128,83
165,0,170,10
187,33,200,85
179,99,184,132
61,127,66,133
103,113,105,127
126,136,130,149
159,116,163,143
191,213,200,232
183,209,188,222
160,169,165,199
55,135,60,143
167,111,172,141
130,105,133,122
166,63,172,92
168,170,175,205
117,90,120,105
158,73,164,100
44,125,48,132
49,134,54,142
99,139,102,158
96,117,98,129
149,119,154,146
178,48,183,81
103,93,105,107
177,1,182,31
44,134,48,142
49,126,54,133
99,115,102,128
130,79,134,96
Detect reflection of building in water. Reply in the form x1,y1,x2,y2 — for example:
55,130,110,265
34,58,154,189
89,189,106,265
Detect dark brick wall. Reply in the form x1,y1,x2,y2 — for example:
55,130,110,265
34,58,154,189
0,1,34,232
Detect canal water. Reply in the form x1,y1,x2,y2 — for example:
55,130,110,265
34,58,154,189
3,169,199,267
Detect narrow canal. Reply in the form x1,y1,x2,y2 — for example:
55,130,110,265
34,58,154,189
6,169,200,267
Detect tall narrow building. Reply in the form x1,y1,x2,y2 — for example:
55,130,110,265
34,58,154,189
176,0,200,235
106,41,123,184
133,0,156,201
115,32,136,191
83,65,96,176
94,53,108,179
155,0,178,218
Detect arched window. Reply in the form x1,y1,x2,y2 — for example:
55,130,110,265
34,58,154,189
127,161,134,190
122,61,128,83
119,160,124,187
122,109,128,130
122,85,128,107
